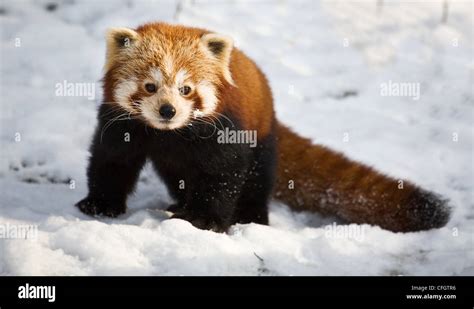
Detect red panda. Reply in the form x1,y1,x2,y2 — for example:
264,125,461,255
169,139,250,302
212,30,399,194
76,22,450,233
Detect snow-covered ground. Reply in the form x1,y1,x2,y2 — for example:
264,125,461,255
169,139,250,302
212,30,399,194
0,0,473,275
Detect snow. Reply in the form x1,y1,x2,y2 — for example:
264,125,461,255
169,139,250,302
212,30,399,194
1,0,473,275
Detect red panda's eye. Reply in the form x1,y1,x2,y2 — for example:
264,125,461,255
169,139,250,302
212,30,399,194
145,83,157,93
179,86,191,96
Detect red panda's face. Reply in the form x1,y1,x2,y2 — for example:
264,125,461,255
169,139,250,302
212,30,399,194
103,23,234,130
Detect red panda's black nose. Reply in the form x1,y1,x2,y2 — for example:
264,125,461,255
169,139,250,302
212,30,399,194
159,104,176,120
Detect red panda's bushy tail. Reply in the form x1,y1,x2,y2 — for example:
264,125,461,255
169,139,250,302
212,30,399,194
274,122,451,232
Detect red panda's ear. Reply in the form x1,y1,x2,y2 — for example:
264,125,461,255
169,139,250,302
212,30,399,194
105,27,139,71
200,33,235,86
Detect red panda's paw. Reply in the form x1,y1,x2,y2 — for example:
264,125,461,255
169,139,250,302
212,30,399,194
75,197,126,218
171,211,229,233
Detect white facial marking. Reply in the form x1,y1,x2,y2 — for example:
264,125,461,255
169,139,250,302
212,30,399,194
175,69,189,86
197,81,218,115
150,68,163,84
193,109,205,118
114,79,138,111
140,103,159,126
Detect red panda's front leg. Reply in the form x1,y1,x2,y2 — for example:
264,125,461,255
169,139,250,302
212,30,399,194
75,106,148,217
76,149,146,217
165,142,252,232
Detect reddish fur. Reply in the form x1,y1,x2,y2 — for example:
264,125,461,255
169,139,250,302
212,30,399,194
103,22,450,232
216,50,275,139
275,124,450,232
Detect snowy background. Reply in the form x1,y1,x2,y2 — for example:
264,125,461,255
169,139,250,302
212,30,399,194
0,0,473,275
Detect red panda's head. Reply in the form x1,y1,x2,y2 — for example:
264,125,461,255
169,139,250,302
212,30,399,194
103,23,234,130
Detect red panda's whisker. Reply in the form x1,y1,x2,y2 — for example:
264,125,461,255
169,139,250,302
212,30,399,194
193,117,219,132
101,107,124,117
100,112,130,143
210,111,236,128
100,104,132,119
206,115,225,131
172,127,193,141
188,118,218,139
